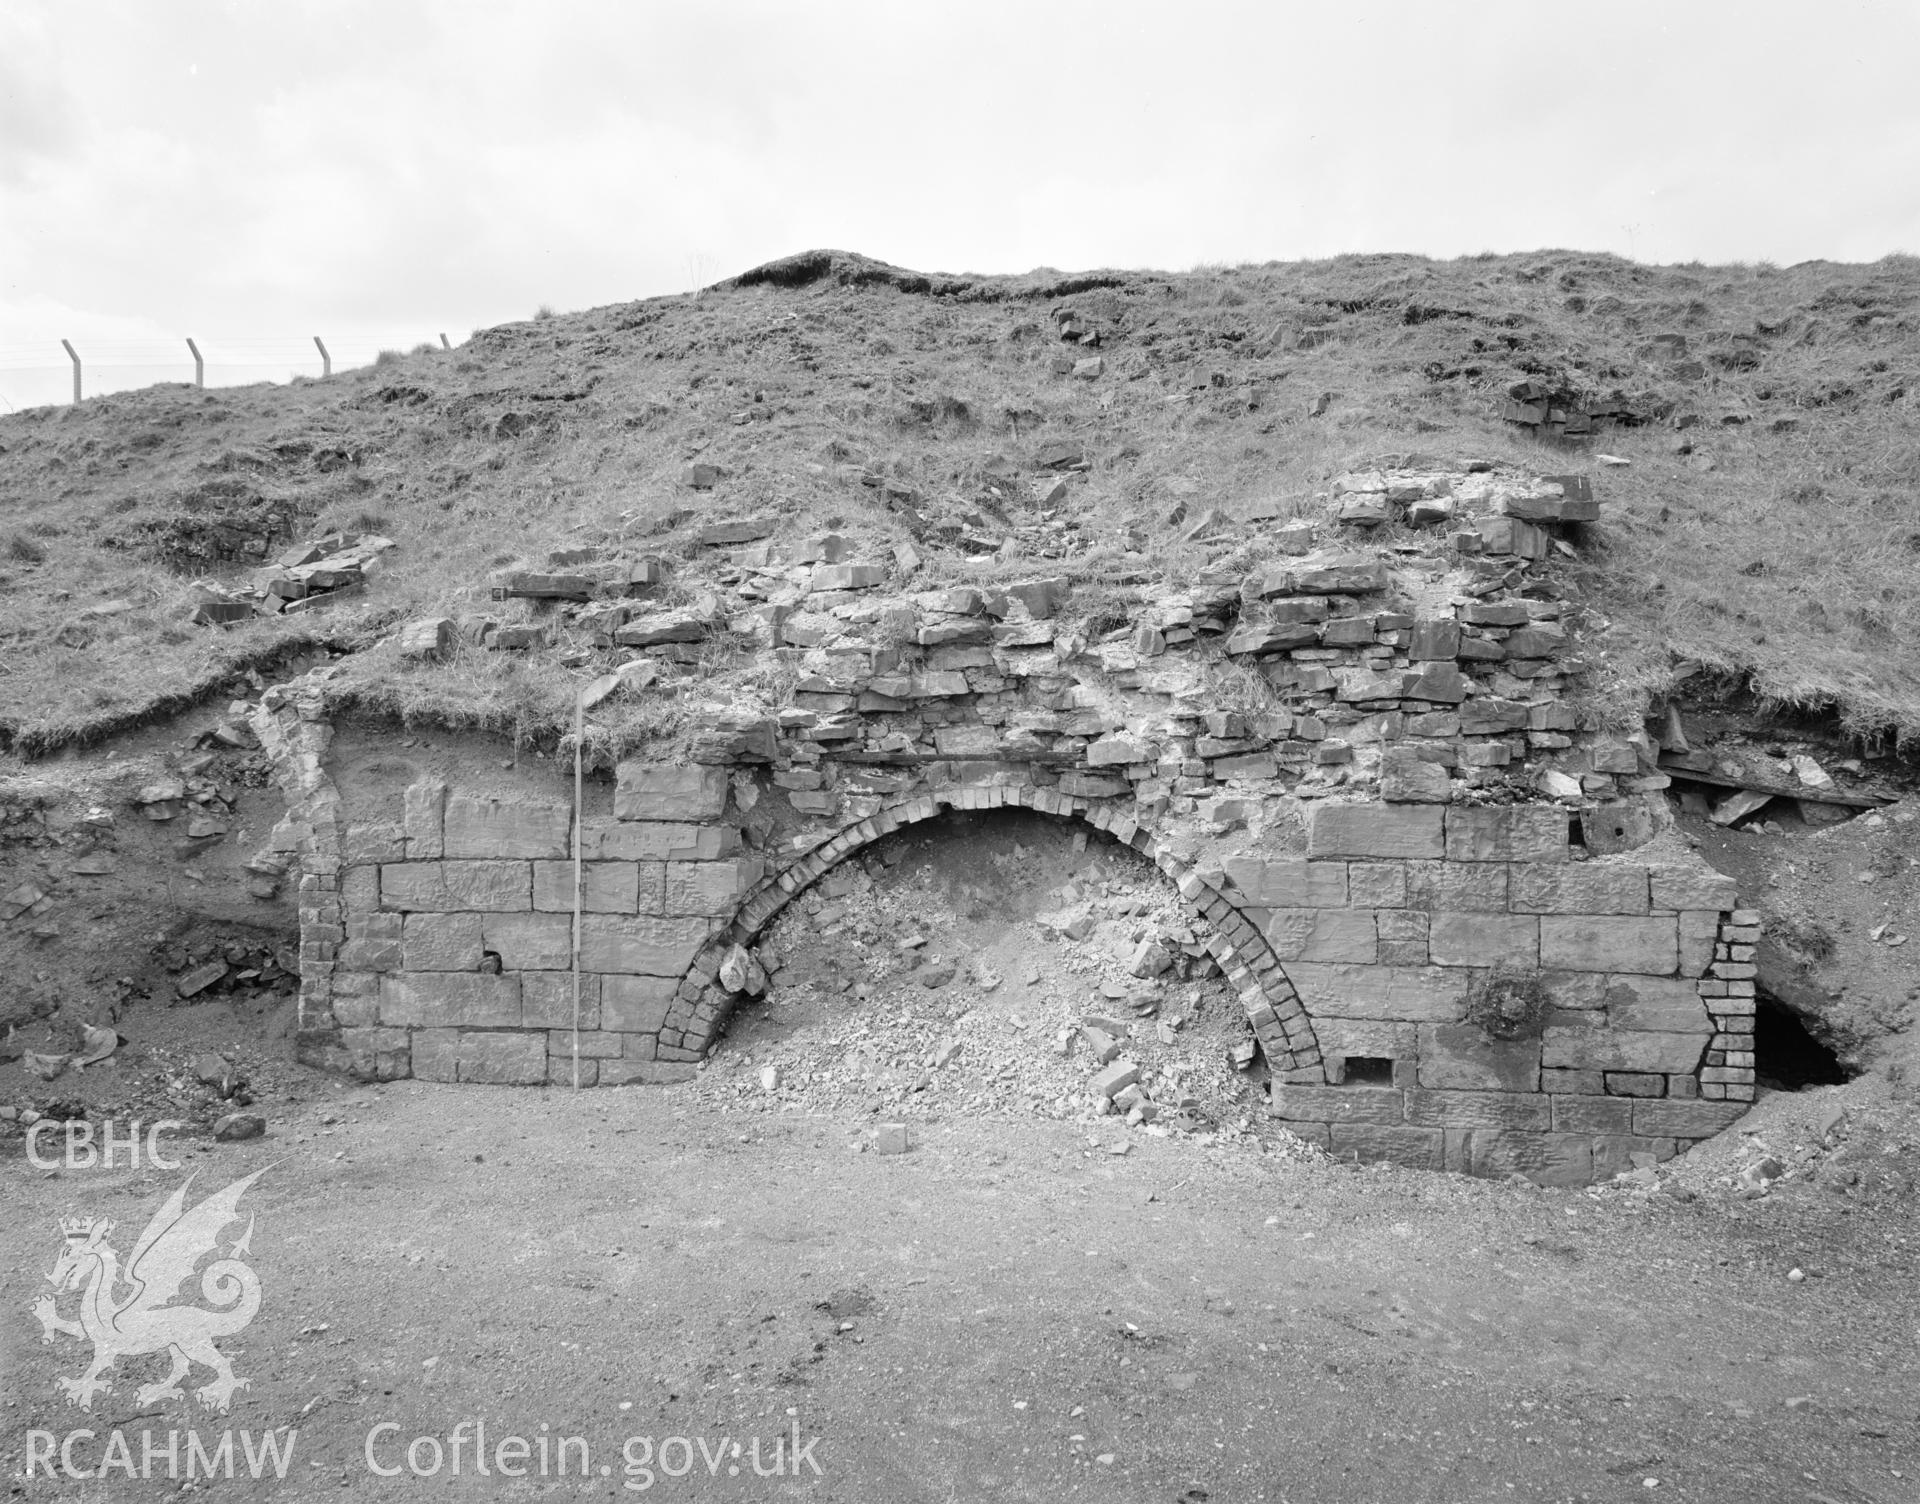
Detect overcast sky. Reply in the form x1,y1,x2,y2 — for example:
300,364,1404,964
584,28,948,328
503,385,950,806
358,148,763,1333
3,0,1916,408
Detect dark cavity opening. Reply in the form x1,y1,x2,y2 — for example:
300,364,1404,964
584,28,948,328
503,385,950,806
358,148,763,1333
1754,991,1850,1090
1341,1056,1394,1085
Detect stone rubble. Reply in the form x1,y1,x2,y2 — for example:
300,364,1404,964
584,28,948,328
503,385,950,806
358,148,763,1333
1584,1088,1917,1209
190,531,397,625
393,458,1657,816
678,838,1325,1156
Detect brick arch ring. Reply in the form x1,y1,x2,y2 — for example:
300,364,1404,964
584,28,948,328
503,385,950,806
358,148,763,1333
655,782,1326,1084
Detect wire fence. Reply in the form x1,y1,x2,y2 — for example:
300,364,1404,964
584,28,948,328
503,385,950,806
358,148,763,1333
0,332,470,414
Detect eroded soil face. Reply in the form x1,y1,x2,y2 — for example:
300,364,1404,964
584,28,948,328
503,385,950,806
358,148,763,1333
1682,796,1920,1084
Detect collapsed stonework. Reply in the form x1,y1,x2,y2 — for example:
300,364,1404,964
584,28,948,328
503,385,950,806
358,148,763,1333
254,461,1762,1185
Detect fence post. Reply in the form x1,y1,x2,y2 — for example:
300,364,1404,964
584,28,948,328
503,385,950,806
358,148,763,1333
186,338,204,388
61,340,80,404
439,333,451,350
313,336,331,378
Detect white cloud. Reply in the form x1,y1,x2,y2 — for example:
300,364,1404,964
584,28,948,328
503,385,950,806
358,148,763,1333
2,0,1915,368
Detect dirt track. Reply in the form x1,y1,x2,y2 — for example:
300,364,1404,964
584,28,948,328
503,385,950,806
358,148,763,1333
4,1074,1917,1503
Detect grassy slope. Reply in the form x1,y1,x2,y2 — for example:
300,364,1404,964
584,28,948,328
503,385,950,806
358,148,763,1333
1,248,1916,760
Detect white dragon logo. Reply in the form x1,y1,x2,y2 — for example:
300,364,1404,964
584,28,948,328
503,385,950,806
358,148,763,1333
33,1168,268,1413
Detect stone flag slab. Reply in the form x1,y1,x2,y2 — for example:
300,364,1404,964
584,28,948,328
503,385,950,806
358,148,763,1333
443,794,572,860
1307,803,1445,860
615,762,729,822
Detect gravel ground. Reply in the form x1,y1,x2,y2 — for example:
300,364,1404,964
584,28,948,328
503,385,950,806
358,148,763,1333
5,1076,1917,1503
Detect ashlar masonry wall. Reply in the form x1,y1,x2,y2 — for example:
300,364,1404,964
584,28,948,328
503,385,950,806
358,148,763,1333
1257,799,1756,1184
304,756,761,1089
277,742,1329,1094
261,700,1754,1186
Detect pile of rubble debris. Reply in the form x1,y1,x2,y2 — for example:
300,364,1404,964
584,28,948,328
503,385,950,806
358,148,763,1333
2,743,288,937
1582,1084,1917,1208
1497,378,1649,442
151,932,302,1010
118,716,299,899
190,531,397,626
0,934,298,1074
0,1037,270,1143
1656,713,1899,830
682,815,1322,1157
0,920,299,1139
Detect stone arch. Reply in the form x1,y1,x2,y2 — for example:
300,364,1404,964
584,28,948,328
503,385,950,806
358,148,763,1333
654,782,1325,1084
